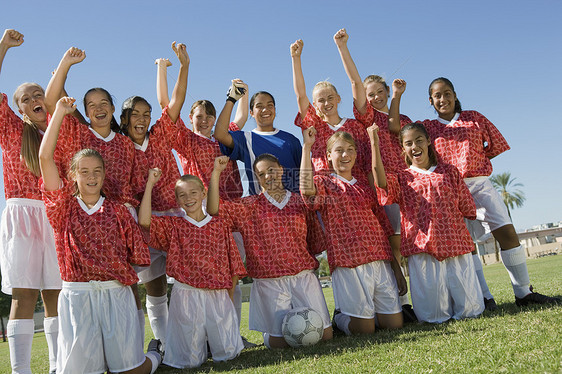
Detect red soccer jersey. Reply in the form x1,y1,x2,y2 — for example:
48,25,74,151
0,93,44,200
304,173,393,272
53,115,138,206
377,163,476,261
41,179,150,285
226,191,319,279
294,104,371,182
147,205,246,289
422,111,510,178
354,105,411,173
174,121,243,200
131,108,181,212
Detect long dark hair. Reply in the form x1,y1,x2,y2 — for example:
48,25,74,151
428,77,462,113
83,87,121,133
399,123,438,167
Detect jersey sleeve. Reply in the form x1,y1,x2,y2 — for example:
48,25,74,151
352,100,375,129
148,215,174,252
476,111,510,158
305,209,326,256
228,122,240,132
294,104,323,130
216,203,247,279
150,106,181,149
40,178,74,232
219,130,248,161
302,175,328,211
452,165,477,220
117,205,150,267
376,173,400,206
221,198,251,232
0,93,22,146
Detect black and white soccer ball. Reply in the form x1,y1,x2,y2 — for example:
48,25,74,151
281,307,324,348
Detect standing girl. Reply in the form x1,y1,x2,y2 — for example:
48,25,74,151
208,154,333,348
119,41,189,348
370,122,484,322
39,96,161,374
139,165,246,369
300,127,405,335
0,29,62,374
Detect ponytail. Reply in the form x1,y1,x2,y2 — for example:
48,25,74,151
20,115,41,176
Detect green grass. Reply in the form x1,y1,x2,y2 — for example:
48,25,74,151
1,256,561,374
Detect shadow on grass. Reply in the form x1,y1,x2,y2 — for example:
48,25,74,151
156,299,561,373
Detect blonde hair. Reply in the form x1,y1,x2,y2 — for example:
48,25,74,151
175,174,205,195
363,74,388,90
312,81,339,121
326,131,356,153
68,149,106,196
13,83,45,177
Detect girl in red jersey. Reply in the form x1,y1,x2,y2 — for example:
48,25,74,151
39,96,161,374
119,41,189,349
208,154,333,348
139,165,246,369
0,28,62,374
291,29,372,182
370,122,484,323
300,127,405,335
391,78,560,307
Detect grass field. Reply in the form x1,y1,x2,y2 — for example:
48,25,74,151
1,255,561,374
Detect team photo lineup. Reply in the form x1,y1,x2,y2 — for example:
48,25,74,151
0,26,560,374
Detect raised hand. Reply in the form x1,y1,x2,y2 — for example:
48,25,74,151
290,39,304,58
155,58,172,68
147,168,162,185
303,126,317,146
56,96,77,116
0,29,24,49
333,28,349,48
62,47,86,66
213,156,230,173
392,79,407,96
227,79,246,101
172,41,189,65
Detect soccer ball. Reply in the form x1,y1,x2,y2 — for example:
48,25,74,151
282,307,324,348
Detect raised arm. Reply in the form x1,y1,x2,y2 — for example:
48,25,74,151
367,124,387,190
388,79,406,135
214,80,246,149
334,28,366,114
300,126,317,196
44,47,86,114
138,168,162,229
155,58,172,110
38,97,76,191
232,81,249,129
207,156,229,216
166,42,189,123
0,29,24,104
290,39,310,119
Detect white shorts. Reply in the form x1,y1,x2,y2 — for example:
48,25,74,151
137,208,183,283
57,281,145,374
408,253,484,323
463,177,512,241
164,282,243,369
0,199,61,295
384,203,401,235
332,261,401,318
249,270,331,337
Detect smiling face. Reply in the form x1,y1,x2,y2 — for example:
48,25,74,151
15,83,48,128
125,101,151,145
365,81,389,112
84,89,115,130
73,155,105,199
401,128,432,169
313,86,340,118
254,158,284,193
327,138,356,179
250,93,276,129
190,105,216,138
175,179,206,219
429,81,457,120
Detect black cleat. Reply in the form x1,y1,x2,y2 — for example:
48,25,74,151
331,308,345,335
241,336,258,349
484,298,498,311
147,338,164,361
515,291,561,307
401,304,418,322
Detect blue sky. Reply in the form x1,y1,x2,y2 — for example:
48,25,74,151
0,0,561,230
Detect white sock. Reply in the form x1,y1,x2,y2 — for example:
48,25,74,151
146,295,168,347
44,317,59,372
500,245,531,298
262,332,271,349
138,309,146,349
145,351,162,374
334,312,352,336
233,285,242,330
472,254,493,299
7,319,34,374
399,294,410,305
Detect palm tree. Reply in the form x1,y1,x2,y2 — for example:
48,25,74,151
489,172,527,259
489,172,526,218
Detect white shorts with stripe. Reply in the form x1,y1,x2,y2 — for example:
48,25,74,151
408,252,484,323
164,281,243,369
57,281,145,374
0,198,61,294
463,177,512,241
249,270,331,337
332,261,401,318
